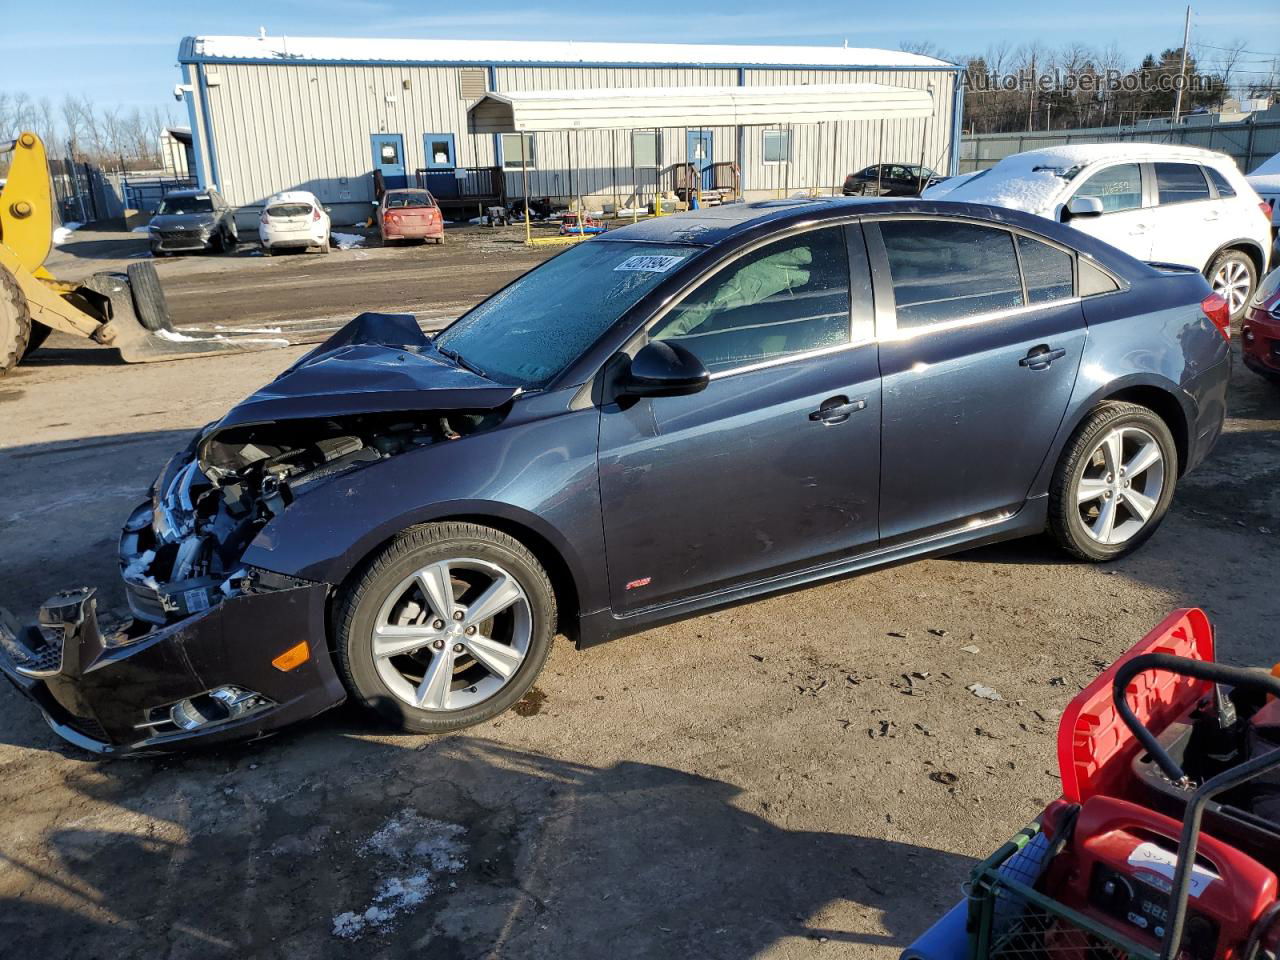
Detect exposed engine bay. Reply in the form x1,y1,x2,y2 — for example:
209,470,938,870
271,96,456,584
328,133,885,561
119,409,505,624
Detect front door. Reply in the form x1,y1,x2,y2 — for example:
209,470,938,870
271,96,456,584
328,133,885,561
686,130,714,191
1064,162,1153,261
370,133,407,190
598,223,881,613
871,218,1086,541
424,133,459,199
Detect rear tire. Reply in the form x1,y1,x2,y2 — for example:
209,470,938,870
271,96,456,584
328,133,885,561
335,522,556,734
1048,402,1178,562
0,266,33,377
1207,249,1257,323
126,260,172,332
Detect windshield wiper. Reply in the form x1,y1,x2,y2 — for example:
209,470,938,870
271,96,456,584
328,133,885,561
433,343,487,379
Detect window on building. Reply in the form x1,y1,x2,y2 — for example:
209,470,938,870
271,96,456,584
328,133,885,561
1155,162,1211,205
1016,235,1075,304
632,130,660,169
501,133,535,170
763,129,791,164
650,226,852,374
1073,163,1143,213
879,220,1025,330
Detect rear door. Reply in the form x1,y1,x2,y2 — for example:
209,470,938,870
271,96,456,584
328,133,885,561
869,217,1086,542
1145,162,1217,270
1065,162,1153,260
597,223,881,612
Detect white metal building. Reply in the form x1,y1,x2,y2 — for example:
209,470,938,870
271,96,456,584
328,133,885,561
177,35,963,223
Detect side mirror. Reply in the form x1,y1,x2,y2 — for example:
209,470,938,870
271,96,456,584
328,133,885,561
324,206,333,213
615,341,710,399
1065,195,1104,219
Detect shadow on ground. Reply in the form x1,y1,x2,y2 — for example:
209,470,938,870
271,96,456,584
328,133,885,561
0,732,971,959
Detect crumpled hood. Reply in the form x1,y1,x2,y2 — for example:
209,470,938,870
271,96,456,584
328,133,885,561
150,213,216,231
207,312,519,433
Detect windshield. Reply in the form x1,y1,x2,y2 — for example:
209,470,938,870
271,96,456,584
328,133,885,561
434,240,700,387
385,191,435,209
158,195,213,215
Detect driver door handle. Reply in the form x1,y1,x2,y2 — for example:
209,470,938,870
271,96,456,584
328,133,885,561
1020,345,1067,370
809,396,866,425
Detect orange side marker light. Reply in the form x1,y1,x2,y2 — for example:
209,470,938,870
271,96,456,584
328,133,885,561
272,640,310,672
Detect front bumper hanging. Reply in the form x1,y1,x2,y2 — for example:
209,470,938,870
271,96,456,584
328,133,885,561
0,577,346,755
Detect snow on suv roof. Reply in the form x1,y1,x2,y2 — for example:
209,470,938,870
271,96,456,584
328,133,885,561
927,143,1237,213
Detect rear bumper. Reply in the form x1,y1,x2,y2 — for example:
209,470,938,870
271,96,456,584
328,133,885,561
1184,353,1232,474
0,579,345,755
382,225,444,240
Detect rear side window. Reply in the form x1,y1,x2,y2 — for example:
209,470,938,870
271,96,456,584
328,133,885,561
1073,164,1143,212
1079,259,1120,297
650,226,852,373
1205,166,1236,198
1016,235,1075,304
879,220,1024,329
1155,163,1210,204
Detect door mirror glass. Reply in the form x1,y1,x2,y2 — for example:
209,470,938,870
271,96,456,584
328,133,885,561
1066,195,1105,218
616,342,710,399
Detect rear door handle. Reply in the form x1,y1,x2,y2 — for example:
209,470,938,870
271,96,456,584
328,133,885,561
809,395,866,425
1020,345,1067,370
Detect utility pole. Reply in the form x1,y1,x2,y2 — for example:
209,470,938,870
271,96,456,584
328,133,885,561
1172,5,1191,124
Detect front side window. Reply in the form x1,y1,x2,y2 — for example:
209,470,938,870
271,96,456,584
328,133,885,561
1155,162,1210,205
632,131,660,168
435,241,695,386
763,129,791,164
1073,163,1143,213
1016,235,1075,304
501,133,535,170
880,220,1024,330
650,226,852,374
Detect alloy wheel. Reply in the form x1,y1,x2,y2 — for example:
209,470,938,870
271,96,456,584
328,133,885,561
1075,426,1165,545
371,558,531,712
1212,259,1252,316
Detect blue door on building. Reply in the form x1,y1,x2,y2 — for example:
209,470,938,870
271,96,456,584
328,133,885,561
686,130,714,191
423,133,459,199
370,133,407,190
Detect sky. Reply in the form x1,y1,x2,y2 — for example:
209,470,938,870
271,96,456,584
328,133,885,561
3,0,1279,115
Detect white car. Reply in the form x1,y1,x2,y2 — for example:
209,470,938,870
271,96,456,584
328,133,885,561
924,144,1273,320
258,190,331,255
1246,152,1280,233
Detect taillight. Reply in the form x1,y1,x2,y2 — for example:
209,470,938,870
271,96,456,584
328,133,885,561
312,207,321,221
1261,201,1274,221
1201,292,1231,341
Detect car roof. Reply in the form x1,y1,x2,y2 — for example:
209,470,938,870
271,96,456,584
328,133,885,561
999,142,1232,168
594,196,1091,248
163,188,213,198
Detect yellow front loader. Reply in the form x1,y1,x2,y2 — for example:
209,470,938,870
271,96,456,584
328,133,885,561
0,131,283,377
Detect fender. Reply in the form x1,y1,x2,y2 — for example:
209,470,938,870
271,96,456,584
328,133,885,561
1204,237,1268,275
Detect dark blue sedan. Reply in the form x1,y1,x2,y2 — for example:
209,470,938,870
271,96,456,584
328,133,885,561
0,197,1231,753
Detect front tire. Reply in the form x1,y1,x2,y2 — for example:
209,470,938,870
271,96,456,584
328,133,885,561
1048,402,1177,562
1207,249,1257,323
335,522,556,734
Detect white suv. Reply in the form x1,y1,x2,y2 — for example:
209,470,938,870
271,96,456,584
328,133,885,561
259,190,332,255
924,144,1272,320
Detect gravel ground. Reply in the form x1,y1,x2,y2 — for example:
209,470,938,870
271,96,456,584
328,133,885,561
1,231,1278,959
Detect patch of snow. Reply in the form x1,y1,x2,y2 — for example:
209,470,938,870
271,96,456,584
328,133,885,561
51,221,83,245
331,811,467,941
154,327,290,347
331,231,364,250
121,549,155,581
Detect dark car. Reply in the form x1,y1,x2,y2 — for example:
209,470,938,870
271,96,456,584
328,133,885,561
843,164,944,197
0,197,1231,754
148,187,238,256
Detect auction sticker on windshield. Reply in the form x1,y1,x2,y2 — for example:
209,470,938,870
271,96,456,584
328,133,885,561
614,254,686,273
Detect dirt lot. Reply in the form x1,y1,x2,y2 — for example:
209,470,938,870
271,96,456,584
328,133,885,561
2,229,1279,959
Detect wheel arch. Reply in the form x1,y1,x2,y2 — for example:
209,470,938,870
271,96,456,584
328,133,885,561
324,503,585,646
1204,238,1266,279
1062,379,1191,478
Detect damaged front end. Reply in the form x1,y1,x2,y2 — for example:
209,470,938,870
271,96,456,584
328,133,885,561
0,313,518,754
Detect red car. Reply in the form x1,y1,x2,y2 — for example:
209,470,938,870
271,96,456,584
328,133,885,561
1241,266,1280,384
378,189,444,244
